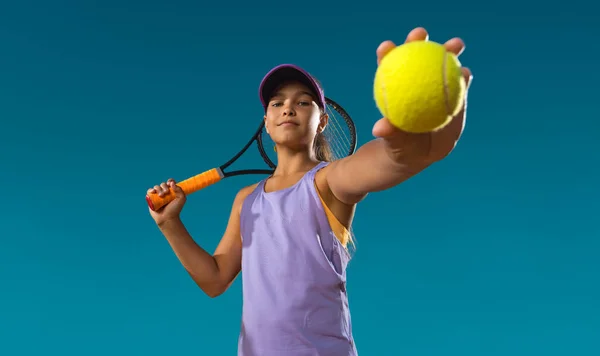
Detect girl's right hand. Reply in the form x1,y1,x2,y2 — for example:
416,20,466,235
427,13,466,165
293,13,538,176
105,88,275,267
147,178,187,226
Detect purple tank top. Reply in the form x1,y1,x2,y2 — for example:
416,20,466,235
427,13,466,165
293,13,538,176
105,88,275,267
238,161,357,356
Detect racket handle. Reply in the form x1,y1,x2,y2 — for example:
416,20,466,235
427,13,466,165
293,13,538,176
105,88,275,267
146,168,224,211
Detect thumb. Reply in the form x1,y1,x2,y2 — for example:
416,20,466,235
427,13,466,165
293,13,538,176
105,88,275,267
372,117,404,138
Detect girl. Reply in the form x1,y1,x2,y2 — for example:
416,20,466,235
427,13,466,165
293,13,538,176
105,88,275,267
147,28,472,356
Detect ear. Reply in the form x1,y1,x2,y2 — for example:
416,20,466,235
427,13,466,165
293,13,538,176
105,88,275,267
318,112,329,133
264,115,269,134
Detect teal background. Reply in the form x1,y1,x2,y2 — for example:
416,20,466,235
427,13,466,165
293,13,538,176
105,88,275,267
1,1,598,355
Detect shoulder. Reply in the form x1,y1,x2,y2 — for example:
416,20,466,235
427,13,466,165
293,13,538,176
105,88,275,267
237,183,259,200
232,182,260,214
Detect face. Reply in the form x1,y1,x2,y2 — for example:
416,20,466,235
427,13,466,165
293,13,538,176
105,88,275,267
264,81,328,151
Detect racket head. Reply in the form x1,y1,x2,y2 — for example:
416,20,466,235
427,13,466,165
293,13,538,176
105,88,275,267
256,96,357,167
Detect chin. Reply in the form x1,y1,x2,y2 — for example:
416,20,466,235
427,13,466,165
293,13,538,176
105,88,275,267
275,131,307,144
275,137,310,151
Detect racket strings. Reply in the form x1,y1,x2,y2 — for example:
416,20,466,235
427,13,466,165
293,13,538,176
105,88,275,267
322,105,353,161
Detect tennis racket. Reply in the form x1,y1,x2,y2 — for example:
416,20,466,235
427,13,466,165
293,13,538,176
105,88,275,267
146,97,357,211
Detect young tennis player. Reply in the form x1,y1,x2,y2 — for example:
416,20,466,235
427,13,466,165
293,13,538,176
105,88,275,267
147,27,472,355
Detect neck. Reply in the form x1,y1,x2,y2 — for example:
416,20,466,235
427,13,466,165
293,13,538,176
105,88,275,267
273,146,319,176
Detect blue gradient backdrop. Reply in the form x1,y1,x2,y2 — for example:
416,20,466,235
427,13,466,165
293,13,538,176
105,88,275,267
1,1,598,355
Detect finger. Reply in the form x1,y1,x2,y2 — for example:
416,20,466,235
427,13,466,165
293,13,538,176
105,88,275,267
405,27,428,43
462,67,473,89
173,185,185,197
167,180,186,200
376,40,396,65
147,187,156,195
376,27,429,65
155,183,169,196
159,182,170,195
157,186,167,197
444,37,465,56
168,179,179,190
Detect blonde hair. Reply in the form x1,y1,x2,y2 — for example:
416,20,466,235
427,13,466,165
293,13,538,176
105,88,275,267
313,131,333,162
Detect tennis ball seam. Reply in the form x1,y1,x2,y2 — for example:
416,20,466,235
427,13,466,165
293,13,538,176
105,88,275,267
442,50,451,116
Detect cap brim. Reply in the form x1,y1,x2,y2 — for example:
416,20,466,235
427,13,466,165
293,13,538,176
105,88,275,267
259,64,325,110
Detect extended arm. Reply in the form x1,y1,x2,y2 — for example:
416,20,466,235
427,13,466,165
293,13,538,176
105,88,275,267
326,31,471,205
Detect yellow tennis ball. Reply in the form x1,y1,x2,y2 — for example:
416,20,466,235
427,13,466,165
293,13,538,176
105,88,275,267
374,41,466,133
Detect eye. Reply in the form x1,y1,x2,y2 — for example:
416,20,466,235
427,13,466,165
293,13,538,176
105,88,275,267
298,101,310,106
271,102,282,107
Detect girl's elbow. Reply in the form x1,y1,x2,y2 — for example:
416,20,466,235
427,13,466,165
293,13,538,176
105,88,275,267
199,282,227,298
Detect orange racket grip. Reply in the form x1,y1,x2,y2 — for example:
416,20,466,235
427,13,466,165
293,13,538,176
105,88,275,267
146,167,224,211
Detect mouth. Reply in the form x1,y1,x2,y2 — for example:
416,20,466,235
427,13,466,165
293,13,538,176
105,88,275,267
277,120,299,126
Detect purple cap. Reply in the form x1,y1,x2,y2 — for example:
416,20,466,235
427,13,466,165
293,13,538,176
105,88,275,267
259,64,325,111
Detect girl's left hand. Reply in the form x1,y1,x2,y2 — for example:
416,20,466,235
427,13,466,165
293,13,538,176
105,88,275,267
372,27,473,164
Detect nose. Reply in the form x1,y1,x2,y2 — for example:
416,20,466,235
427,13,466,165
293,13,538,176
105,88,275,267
283,104,296,116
